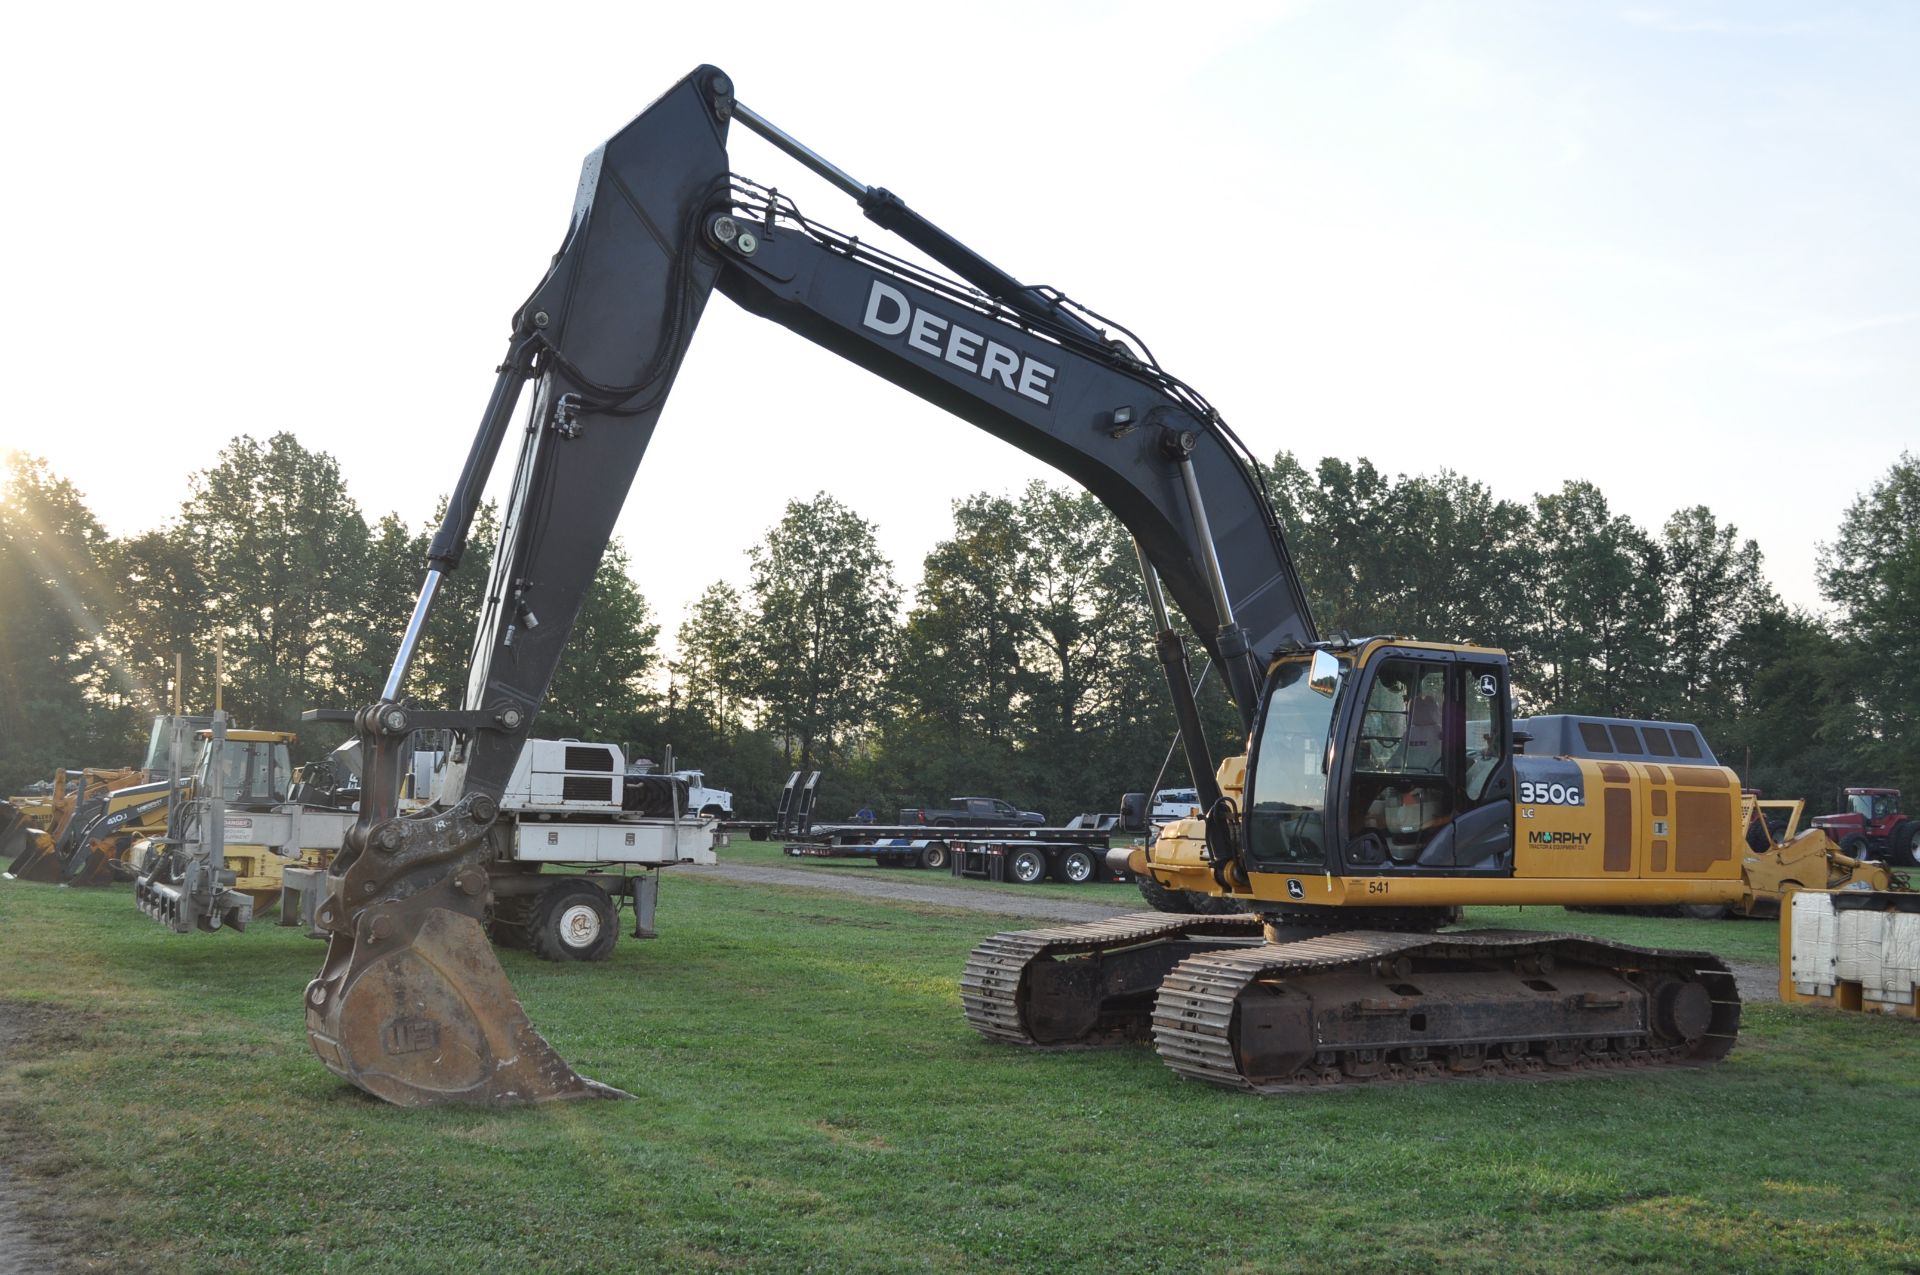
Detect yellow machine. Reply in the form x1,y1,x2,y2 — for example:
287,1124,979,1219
4,766,173,886
1138,642,1758,914
1779,888,1920,1017
130,723,314,929
288,71,1822,1103
962,642,1781,1089
3,716,220,885
3,769,113,880
1737,796,1894,917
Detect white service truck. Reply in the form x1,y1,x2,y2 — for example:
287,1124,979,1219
473,740,719,961
167,734,723,961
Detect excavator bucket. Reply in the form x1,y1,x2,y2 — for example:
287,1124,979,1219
307,908,623,1106
2,803,61,882
303,786,623,1106
0,800,23,862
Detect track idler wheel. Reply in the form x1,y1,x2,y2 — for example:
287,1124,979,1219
1651,978,1713,1046
304,793,624,1107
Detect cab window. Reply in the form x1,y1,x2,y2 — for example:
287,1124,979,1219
1347,658,1454,866
1244,656,1344,867
1463,666,1502,801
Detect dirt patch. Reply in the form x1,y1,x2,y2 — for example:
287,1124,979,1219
686,863,1783,1004
0,1001,109,1273
0,1163,53,1274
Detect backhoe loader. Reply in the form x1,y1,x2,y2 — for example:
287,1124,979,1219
3,766,169,885
1736,795,1896,918
290,65,1893,1104
2,716,232,887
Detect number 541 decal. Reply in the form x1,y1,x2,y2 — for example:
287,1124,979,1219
1519,781,1583,806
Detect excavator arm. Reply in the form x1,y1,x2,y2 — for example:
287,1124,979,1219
304,64,1314,1106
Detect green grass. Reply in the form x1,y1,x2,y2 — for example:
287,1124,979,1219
1,874,1916,1274
1463,906,1786,966
725,836,1790,964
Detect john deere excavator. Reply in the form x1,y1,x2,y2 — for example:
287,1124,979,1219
307,65,1764,1106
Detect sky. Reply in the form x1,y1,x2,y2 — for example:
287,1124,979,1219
4,1,1914,658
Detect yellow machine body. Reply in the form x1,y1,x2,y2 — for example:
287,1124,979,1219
1129,639,1838,916
1146,758,1749,908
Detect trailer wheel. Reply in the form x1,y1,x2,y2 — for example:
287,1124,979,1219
529,880,618,962
919,843,949,871
1009,848,1048,884
1054,849,1096,884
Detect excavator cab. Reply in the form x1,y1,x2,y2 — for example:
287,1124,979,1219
1238,641,1516,899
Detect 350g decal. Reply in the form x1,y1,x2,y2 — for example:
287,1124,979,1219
1518,780,1583,806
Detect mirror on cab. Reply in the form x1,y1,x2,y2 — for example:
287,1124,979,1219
1308,648,1342,698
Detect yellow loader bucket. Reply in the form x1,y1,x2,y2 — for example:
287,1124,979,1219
2,806,60,883
303,791,623,1106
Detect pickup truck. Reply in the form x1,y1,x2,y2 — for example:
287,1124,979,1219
898,797,1046,827
1150,787,1202,821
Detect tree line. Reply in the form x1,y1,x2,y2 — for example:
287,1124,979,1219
3,436,1915,822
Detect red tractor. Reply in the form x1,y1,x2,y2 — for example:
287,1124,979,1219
1811,788,1920,866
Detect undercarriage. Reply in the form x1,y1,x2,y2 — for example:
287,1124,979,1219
963,913,1740,1090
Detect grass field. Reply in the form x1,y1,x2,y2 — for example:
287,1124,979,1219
2,869,1917,1274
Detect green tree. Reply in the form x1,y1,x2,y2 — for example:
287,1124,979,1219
1010,483,1172,815
669,581,751,739
1265,453,1531,655
1523,481,1668,717
101,528,206,715
1818,451,1920,792
1660,506,1773,713
1265,453,1400,636
176,433,372,728
540,539,661,744
747,494,900,774
1710,609,1853,801
1389,470,1534,654
897,493,1027,741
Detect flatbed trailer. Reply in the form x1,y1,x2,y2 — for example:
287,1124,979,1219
782,823,1131,885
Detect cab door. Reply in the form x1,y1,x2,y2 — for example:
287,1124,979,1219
1337,649,1513,875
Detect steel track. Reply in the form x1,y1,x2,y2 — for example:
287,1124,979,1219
962,917,1740,1091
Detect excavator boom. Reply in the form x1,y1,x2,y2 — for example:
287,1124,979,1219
306,65,1313,1105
